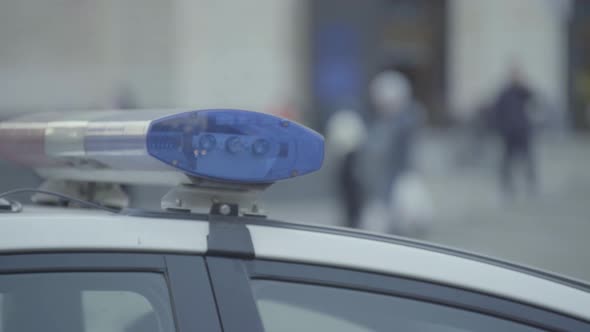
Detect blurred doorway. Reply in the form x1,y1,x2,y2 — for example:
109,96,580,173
310,0,448,129
570,0,590,131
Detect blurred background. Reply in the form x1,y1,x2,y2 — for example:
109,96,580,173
1,0,590,281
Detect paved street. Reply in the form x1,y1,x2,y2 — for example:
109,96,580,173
263,132,590,282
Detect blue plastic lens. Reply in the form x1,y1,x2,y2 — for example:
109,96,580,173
198,134,216,151
146,109,324,183
252,138,270,156
225,136,243,154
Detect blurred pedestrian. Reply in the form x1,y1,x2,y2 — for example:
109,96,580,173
576,70,590,126
361,70,425,233
492,66,537,197
114,85,138,109
325,110,367,228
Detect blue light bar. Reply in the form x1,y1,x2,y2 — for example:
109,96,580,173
146,109,324,183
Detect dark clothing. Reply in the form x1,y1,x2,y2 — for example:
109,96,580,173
492,82,536,194
363,103,422,201
493,83,533,143
339,150,363,228
500,135,536,194
387,109,418,175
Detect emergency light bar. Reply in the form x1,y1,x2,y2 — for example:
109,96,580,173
0,109,324,185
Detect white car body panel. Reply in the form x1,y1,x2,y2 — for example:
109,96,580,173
0,208,208,254
0,207,588,321
248,224,590,320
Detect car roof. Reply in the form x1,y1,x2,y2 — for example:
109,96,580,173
1,206,590,321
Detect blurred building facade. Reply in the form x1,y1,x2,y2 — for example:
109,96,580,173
0,0,306,119
570,0,590,130
0,0,175,111
0,0,585,129
311,0,575,129
449,0,571,124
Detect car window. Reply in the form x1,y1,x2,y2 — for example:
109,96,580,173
0,272,175,332
251,280,544,332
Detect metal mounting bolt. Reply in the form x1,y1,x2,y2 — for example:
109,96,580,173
219,204,231,216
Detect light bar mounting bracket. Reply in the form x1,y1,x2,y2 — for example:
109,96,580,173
161,178,269,217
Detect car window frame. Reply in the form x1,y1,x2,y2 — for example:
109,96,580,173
207,257,590,332
205,256,265,332
0,252,222,332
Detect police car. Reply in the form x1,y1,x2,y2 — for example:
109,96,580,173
0,109,588,332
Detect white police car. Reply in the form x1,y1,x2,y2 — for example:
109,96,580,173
0,109,588,332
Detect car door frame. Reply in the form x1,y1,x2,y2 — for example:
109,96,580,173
206,257,590,332
0,252,222,332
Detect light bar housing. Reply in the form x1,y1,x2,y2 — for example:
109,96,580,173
0,109,324,185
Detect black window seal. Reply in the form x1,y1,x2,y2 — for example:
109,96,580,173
244,259,590,332
205,256,265,332
206,215,255,258
165,255,223,332
0,252,167,273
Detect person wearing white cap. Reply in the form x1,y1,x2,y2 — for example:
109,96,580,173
360,70,427,234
